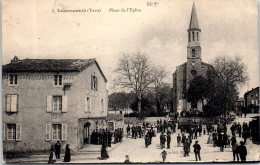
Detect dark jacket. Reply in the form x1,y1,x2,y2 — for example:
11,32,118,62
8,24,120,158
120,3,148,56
64,145,71,162
160,135,166,144
167,135,171,143
177,135,181,142
54,143,61,154
237,145,247,156
193,143,201,152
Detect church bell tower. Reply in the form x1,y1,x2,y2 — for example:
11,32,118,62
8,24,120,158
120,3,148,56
186,2,202,82
185,2,203,111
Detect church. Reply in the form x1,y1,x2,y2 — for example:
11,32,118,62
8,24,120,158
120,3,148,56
172,3,215,114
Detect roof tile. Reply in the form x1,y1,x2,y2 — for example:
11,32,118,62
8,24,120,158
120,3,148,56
2,58,95,72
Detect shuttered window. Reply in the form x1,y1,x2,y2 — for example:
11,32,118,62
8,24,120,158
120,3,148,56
46,96,67,113
6,95,18,112
3,124,21,141
46,124,67,141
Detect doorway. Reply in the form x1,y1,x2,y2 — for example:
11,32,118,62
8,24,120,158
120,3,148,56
83,122,90,145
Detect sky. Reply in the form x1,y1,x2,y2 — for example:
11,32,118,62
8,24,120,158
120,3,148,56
2,0,259,96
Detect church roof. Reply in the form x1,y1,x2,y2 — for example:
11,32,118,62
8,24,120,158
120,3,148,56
174,61,214,72
201,62,214,68
189,2,199,29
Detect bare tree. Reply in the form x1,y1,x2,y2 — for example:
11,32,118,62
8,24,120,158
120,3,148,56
152,66,168,114
114,52,156,114
213,56,248,87
153,66,167,90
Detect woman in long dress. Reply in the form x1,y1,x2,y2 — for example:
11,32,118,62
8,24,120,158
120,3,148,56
207,133,213,144
64,144,71,162
101,143,109,159
48,145,56,164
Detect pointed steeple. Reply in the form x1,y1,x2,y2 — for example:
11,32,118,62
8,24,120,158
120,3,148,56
189,2,199,29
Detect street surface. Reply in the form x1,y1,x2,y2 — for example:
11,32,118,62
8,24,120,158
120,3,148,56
5,113,260,163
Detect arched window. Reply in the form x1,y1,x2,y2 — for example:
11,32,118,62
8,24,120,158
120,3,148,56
197,32,199,41
188,32,191,42
192,49,195,57
192,32,195,41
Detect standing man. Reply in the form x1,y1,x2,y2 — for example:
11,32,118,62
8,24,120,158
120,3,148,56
183,139,189,157
131,125,135,138
198,124,202,137
160,133,166,149
166,133,171,149
194,127,198,139
108,130,112,147
212,131,217,148
54,140,61,159
145,133,150,148
232,142,239,162
237,123,242,137
219,133,225,152
177,134,181,147
237,141,247,162
193,141,201,161
126,125,130,138
181,133,186,145
242,129,248,144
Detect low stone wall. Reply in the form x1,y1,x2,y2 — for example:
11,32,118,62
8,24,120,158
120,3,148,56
178,117,218,124
124,117,167,125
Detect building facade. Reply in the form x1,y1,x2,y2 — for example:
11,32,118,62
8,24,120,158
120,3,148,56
2,57,108,153
244,87,259,113
234,97,244,115
172,3,214,113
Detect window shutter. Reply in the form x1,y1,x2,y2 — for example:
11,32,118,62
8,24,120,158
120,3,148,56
6,95,11,112
62,96,68,112
61,124,67,141
46,124,51,141
2,124,5,141
11,95,18,112
16,124,21,141
47,96,52,112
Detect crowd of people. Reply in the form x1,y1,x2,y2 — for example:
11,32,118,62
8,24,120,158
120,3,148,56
90,128,124,147
90,128,124,160
45,113,256,163
230,122,251,144
156,119,177,134
95,117,252,162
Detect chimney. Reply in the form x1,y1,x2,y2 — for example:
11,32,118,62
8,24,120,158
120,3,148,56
11,56,21,63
